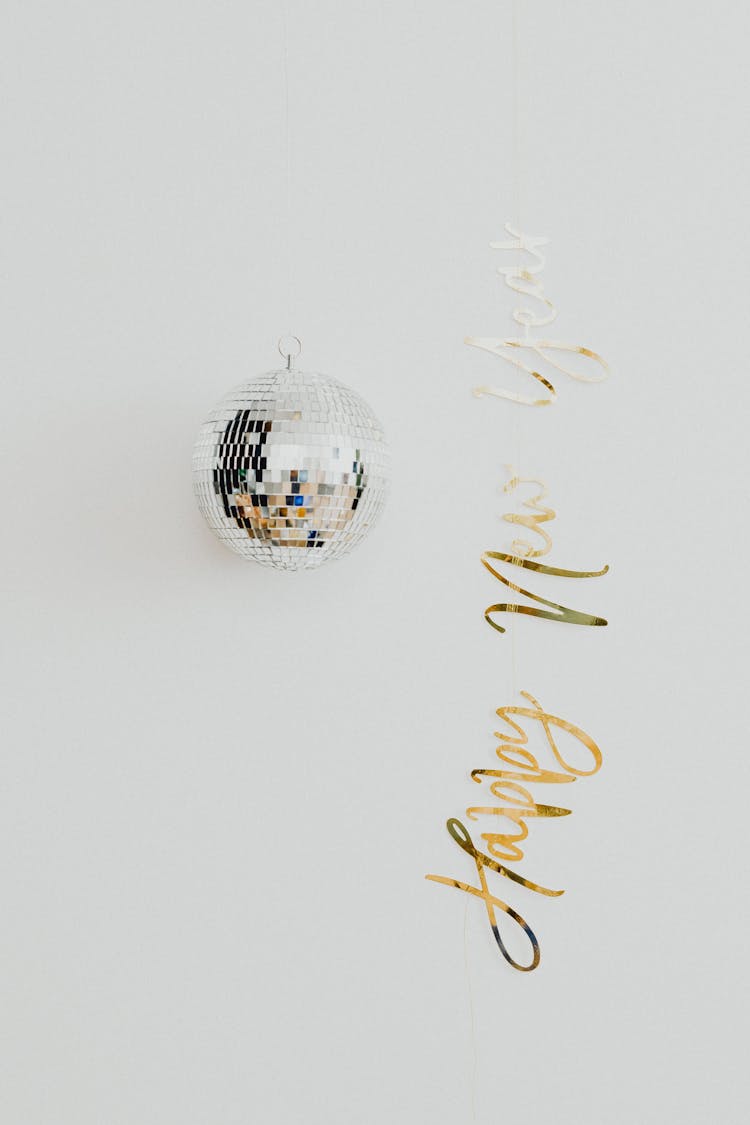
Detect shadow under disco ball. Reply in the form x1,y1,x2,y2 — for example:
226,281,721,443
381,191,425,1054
192,341,390,571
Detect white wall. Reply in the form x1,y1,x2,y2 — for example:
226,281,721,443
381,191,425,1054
3,1,748,1121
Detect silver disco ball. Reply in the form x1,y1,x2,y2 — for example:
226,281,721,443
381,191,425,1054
192,343,389,570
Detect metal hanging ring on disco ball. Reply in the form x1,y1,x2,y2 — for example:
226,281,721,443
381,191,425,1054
192,339,390,571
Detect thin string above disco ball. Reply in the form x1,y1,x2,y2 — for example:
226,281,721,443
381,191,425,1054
193,338,390,571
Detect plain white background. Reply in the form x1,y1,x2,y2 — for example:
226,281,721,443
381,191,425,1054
2,1,749,1121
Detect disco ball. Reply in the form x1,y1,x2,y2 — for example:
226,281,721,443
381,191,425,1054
192,345,389,570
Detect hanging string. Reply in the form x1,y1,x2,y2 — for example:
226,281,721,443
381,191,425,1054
464,4,524,1114
509,0,522,700
281,0,294,336
464,901,478,1122
511,0,522,239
